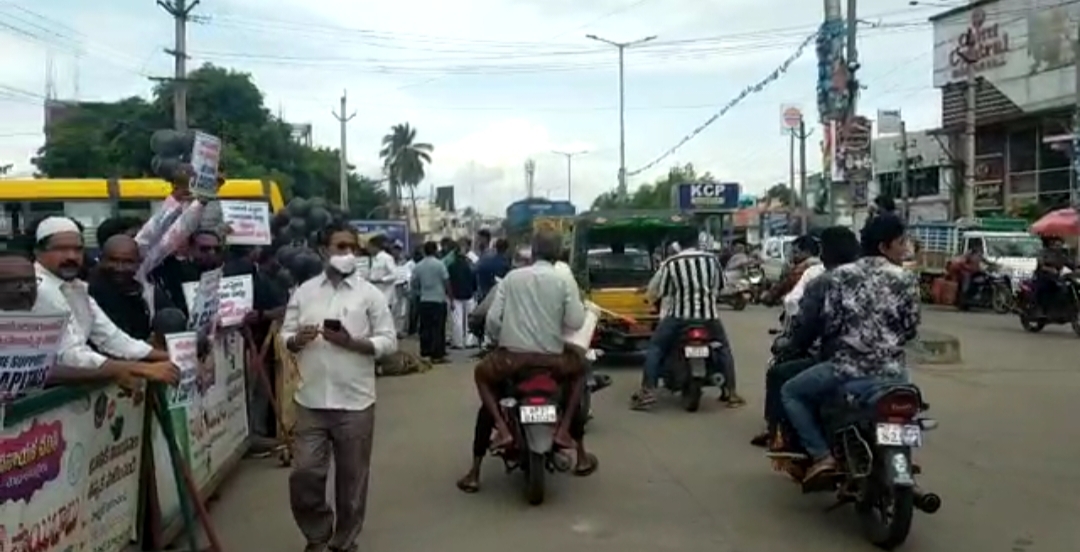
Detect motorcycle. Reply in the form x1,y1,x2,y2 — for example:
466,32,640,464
493,369,568,505
719,274,751,311
746,265,767,303
657,324,726,411
957,272,1013,314
771,379,941,550
1015,272,1080,336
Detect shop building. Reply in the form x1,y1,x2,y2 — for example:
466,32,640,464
870,129,954,222
932,0,1078,217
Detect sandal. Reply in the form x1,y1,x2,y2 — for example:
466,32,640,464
724,393,747,408
573,453,599,477
455,475,480,494
630,390,657,411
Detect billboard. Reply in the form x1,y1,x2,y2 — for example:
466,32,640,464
675,182,740,211
932,0,1078,111
348,219,410,251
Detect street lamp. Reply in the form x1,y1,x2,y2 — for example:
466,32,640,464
585,33,656,202
551,149,588,204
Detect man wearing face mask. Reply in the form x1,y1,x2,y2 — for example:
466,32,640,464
280,221,397,552
29,217,179,384
89,234,174,341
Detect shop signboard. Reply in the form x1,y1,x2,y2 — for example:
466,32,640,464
349,220,410,252
676,182,740,211
932,0,1079,111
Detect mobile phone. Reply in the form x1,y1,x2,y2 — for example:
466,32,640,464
323,319,342,332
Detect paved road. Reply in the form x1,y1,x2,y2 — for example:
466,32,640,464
208,307,1079,552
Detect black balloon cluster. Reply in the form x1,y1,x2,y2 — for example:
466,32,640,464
270,197,352,286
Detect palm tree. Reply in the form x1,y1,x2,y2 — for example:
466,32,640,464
379,123,433,232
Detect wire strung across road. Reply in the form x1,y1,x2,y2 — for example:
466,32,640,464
626,32,817,178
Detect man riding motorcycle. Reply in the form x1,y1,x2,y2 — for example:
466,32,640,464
1034,236,1075,315
632,233,743,409
761,236,821,306
780,214,919,482
948,245,996,309
462,230,595,492
751,226,860,449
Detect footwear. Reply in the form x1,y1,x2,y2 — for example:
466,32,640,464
750,431,770,448
630,389,657,410
802,455,838,482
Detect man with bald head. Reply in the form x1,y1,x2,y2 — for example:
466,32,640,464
89,234,173,341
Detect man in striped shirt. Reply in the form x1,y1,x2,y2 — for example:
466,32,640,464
632,233,743,409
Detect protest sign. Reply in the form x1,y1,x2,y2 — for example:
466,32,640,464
183,274,252,328
0,312,68,400
0,384,144,552
220,201,271,245
165,332,198,408
190,131,221,199
187,269,222,335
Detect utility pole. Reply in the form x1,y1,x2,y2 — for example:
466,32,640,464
788,131,796,200
586,33,657,202
963,62,977,219
552,150,588,204
791,119,813,233
155,0,199,131
843,0,861,223
899,119,911,222
1071,24,1080,208
332,91,356,211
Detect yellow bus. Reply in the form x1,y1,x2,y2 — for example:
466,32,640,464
0,178,285,247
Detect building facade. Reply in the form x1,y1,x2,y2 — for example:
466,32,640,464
932,0,1078,217
871,129,954,222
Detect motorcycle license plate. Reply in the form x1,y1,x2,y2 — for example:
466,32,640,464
684,345,710,358
520,405,557,424
875,423,922,447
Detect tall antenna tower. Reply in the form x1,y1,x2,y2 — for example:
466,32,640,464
45,51,56,100
524,158,536,198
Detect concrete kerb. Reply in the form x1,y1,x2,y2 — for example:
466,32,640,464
907,329,962,365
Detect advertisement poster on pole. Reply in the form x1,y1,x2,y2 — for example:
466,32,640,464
780,105,803,134
877,109,902,135
189,131,221,199
0,312,68,400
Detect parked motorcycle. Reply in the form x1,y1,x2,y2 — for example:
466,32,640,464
719,279,751,311
657,324,725,411
771,380,941,550
1015,273,1080,336
957,272,1013,314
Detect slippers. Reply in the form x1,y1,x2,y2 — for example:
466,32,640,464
455,476,480,494
572,453,599,477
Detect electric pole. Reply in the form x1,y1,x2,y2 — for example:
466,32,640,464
332,91,356,211
155,0,199,131
586,33,657,202
843,0,861,223
552,150,587,204
899,119,911,222
792,119,813,233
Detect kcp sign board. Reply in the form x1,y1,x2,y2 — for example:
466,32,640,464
676,182,741,211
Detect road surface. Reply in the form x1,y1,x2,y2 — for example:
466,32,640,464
208,307,1079,552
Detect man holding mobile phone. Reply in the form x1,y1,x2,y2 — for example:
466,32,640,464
280,221,397,552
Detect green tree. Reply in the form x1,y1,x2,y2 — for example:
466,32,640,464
0,163,12,175
764,183,798,207
34,63,387,216
591,163,712,210
379,123,433,230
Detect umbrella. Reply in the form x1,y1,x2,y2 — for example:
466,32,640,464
1030,208,1080,237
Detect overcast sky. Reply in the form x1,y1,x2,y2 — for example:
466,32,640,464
0,0,946,214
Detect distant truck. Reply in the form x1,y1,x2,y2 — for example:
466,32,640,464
908,218,1041,292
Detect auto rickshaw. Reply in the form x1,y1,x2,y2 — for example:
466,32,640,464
569,211,697,354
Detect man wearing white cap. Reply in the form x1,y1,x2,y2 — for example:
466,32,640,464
31,216,177,380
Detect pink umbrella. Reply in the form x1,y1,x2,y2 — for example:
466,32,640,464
1030,208,1080,237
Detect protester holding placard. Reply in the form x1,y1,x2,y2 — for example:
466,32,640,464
90,235,175,341
280,221,397,552
29,217,179,385
153,229,226,317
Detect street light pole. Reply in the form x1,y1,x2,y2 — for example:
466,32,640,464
551,149,588,204
586,33,656,202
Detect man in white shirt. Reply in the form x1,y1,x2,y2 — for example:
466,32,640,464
365,234,398,308
30,217,178,384
281,222,397,552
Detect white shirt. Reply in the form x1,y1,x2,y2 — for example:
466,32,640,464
280,272,397,411
466,250,480,263
554,260,577,291
36,263,153,369
367,250,398,305
783,263,827,319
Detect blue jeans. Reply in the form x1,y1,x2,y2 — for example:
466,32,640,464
780,362,840,460
642,317,736,391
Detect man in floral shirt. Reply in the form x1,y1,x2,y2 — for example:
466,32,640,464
780,214,920,482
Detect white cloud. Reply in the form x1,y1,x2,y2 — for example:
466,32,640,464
0,0,942,213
